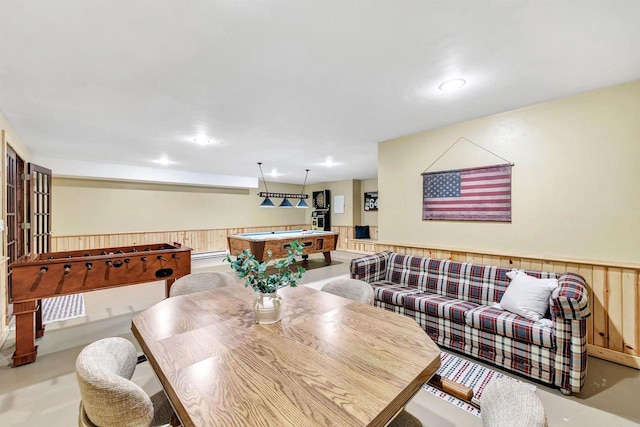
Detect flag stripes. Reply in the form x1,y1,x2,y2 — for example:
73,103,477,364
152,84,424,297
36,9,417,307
422,164,512,221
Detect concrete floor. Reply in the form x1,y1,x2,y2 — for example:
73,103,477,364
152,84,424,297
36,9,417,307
1,251,639,426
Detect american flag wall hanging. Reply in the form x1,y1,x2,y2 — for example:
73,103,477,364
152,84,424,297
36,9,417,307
422,163,512,222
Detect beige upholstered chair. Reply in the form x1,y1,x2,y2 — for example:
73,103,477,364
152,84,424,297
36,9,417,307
389,409,423,426
75,337,175,427
322,277,421,426
169,271,235,297
321,278,375,305
481,378,547,427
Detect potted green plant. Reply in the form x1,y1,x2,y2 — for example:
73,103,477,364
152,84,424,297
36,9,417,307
225,240,306,324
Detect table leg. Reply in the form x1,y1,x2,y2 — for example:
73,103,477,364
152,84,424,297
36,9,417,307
323,252,332,265
12,300,39,367
35,299,46,339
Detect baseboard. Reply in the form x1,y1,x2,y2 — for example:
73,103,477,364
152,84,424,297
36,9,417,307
191,250,229,260
588,344,640,369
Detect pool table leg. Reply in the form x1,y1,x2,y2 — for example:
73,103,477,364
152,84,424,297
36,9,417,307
323,252,332,265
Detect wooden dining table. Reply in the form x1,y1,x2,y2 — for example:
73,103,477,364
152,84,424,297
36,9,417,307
131,284,441,427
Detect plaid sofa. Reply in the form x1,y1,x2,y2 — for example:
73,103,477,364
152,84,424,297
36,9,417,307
350,251,590,395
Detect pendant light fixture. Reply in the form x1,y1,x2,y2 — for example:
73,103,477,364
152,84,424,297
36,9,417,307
257,162,275,208
296,169,310,208
279,197,293,208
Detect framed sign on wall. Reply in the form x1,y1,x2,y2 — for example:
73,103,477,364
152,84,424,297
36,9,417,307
364,191,378,211
312,190,330,210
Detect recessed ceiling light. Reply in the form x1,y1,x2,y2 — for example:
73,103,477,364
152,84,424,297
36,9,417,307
193,135,212,145
320,157,340,168
266,168,283,177
152,156,175,166
438,79,467,92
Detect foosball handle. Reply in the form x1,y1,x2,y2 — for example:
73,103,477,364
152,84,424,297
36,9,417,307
428,374,474,403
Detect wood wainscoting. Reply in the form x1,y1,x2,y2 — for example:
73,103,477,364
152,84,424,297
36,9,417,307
51,225,310,254
50,226,638,369
51,225,379,255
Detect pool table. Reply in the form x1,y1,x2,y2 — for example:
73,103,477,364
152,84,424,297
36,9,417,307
227,229,339,264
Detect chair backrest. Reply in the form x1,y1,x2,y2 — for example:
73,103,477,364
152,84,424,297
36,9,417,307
322,278,375,305
480,377,547,427
169,271,236,297
76,337,154,427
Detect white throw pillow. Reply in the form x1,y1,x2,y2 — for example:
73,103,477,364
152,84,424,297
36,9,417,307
498,270,558,321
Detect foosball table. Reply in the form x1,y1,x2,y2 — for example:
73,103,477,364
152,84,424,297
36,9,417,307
8,242,191,367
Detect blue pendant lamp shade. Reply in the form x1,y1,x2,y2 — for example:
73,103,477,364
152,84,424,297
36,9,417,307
257,162,275,208
260,197,275,208
279,198,293,208
296,169,310,208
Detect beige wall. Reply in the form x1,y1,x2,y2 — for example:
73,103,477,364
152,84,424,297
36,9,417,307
305,180,357,227
379,80,640,264
52,178,307,235
301,179,378,228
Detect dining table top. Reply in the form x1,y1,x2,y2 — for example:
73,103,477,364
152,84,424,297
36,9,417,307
131,284,441,427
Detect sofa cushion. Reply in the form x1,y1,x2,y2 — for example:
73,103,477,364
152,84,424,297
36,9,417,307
385,254,436,291
386,253,512,305
370,282,425,306
384,253,560,306
465,305,554,348
499,270,558,321
405,293,479,324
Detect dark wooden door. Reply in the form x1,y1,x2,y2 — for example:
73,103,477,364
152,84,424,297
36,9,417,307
6,146,25,321
6,147,18,265
27,164,52,254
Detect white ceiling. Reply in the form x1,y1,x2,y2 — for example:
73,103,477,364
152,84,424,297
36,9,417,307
1,1,639,186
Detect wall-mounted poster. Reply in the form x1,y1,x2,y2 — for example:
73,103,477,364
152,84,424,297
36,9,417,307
422,164,511,222
364,192,378,211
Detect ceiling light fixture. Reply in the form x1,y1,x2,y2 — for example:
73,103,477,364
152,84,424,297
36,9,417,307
256,164,310,208
296,169,310,209
438,78,467,92
322,157,339,168
152,156,175,166
193,135,212,145
268,168,283,178
257,162,275,208
279,197,293,208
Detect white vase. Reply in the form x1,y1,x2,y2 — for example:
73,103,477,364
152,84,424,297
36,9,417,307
253,291,283,324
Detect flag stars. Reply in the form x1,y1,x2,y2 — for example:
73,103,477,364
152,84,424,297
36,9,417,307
426,172,461,198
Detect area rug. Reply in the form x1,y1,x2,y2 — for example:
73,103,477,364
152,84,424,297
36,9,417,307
266,258,342,275
422,352,535,417
42,294,86,324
